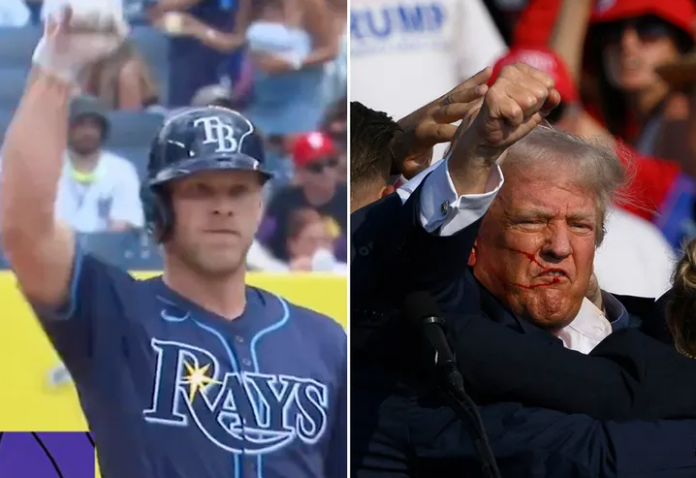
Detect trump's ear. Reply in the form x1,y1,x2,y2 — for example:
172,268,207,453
468,240,478,266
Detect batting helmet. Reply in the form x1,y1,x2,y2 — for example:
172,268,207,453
142,106,272,240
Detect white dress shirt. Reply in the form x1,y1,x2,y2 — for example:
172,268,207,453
398,156,504,234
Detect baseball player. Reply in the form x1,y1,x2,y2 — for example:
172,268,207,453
0,2,347,478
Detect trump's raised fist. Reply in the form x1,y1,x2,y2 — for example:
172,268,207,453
463,63,561,162
32,0,129,83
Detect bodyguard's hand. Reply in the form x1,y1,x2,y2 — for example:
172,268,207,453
455,63,561,165
393,68,492,179
32,0,129,84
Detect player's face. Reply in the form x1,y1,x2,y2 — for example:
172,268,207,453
68,117,104,156
167,170,264,276
472,164,597,331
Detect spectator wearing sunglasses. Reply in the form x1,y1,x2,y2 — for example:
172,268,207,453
258,132,347,261
586,0,695,156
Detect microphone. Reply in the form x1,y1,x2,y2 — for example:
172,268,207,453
403,291,502,478
403,291,466,395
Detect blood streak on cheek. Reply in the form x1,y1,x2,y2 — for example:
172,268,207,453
507,248,561,289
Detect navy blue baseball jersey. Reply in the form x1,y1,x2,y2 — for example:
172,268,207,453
31,249,347,478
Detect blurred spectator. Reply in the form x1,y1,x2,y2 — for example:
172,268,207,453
321,96,347,183
259,132,346,261
323,0,347,105
286,208,346,272
586,0,695,156
148,0,244,107
80,41,160,111
57,96,144,233
0,0,30,27
42,0,124,21
168,0,339,137
247,240,291,272
190,83,236,109
351,0,507,161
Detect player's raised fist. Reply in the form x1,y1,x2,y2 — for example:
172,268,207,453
32,0,129,83
459,62,561,162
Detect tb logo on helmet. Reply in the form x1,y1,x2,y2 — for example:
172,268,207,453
193,116,251,154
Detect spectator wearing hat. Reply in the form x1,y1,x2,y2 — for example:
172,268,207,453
258,131,346,261
585,0,696,155
55,96,144,233
515,0,696,158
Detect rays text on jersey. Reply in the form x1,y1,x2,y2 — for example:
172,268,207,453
143,339,329,455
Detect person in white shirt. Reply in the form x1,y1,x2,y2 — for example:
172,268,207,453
594,206,676,299
56,95,144,233
350,0,507,161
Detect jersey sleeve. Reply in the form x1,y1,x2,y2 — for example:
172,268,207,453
29,244,135,379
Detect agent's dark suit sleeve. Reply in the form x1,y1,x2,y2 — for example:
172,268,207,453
448,312,696,420
407,402,696,478
351,180,482,310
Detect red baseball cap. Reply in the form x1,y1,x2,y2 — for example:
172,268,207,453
489,47,579,104
590,0,696,37
292,132,338,168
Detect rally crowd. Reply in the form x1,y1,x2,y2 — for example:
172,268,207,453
352,0,696,476
0,0,347,273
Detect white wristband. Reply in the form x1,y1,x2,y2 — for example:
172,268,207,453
31,37,80,85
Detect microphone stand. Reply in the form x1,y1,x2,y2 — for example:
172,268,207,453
429,320,502,478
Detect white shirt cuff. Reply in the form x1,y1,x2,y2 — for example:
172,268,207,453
418,157,504,236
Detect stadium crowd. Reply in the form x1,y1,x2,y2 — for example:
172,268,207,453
0,0,347,273
352,0,696,476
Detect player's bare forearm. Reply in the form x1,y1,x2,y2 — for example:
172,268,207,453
1,69,70,239
0,69,76,308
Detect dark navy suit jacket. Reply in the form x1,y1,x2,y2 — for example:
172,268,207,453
351,182,696,477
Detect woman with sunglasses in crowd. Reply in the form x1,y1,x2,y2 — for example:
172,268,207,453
585,0,695,157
